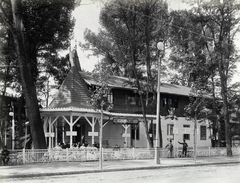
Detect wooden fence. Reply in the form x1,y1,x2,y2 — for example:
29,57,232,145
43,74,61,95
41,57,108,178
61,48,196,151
6,147,240,165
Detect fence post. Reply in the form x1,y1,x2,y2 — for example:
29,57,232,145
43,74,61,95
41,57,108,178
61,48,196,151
66,148,69,162
102,148,104,161
132,147,135,159
48,148,51,163
22,148,25,164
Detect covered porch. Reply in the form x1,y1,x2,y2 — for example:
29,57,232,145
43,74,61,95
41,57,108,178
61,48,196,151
40,107,156,149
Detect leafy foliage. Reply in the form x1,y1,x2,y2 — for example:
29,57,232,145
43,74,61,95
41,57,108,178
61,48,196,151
171,0,240,153
0,0,75,93
80,0,170,148
0,0,76,149
88,65,112,111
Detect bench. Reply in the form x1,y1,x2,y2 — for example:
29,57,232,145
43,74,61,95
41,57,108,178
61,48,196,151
1,151,20,166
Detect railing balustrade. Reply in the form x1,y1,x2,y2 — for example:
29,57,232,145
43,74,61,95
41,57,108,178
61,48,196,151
6,146,240,165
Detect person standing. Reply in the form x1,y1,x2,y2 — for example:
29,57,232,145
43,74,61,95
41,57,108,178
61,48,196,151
178,140,188,157
1,146,10,165
165,140,173,158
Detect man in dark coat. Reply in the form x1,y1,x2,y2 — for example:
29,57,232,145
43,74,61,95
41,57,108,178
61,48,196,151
1,146,10,165
178,140,188,157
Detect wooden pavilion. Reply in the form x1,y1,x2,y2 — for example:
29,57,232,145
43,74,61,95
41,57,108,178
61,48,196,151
40,50,155,149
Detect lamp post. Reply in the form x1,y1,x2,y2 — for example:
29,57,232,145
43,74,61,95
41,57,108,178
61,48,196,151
155,41,164,164
99,101,104,169
9,102,15,150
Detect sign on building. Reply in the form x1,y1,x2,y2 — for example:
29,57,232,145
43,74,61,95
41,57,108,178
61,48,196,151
88,132,98,136
173,128,199,134
122,133,130,137
66,131,77,136
113,118,138,124
45,132,55,137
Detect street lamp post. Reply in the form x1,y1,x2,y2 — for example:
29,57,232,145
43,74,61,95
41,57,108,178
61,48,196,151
9,102,15,150
99,102,104,169
155,41,164,164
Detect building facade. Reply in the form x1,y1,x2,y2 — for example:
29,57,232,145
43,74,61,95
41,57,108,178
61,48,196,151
40,50,211,149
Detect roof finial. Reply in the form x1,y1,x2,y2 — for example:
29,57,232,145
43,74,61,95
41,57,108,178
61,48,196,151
75,39,77,51
69,43,74,67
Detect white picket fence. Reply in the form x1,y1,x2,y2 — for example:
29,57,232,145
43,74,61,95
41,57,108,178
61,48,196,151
8,147,240,165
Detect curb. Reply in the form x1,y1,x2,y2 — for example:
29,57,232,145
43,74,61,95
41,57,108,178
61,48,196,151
0,161,239,179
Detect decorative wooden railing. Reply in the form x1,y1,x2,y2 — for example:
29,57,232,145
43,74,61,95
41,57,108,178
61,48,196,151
6,146,240,165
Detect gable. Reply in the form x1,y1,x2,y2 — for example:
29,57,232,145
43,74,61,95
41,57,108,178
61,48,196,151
49,67,92,109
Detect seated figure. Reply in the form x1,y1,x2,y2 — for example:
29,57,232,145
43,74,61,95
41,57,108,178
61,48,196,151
1,146,10,166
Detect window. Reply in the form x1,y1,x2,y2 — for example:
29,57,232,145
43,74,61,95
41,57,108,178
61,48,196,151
183,124,190,140
125,95,138,105
163,97,178,108
173,98,178,108
163,98,167,107
107,91,113,104
148,123,156,135
151,124,156,138
131,124,139,140
200,126,207,140
168,98,173,106
183,134,190,140
167,124,174,135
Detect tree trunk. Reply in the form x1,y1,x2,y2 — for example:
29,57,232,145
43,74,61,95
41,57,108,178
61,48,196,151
0,65,9,148
193,118,197,163
11,0,46,149
17,96,24,148
220,78,232,156
129,17,152,148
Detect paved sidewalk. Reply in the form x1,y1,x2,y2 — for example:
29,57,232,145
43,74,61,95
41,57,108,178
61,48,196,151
0,156,240,179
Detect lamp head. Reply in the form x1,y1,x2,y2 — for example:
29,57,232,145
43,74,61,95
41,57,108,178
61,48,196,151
157,41,164,51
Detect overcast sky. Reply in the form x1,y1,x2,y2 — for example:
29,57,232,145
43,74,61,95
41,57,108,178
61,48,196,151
72,0,193,71
72,0,239,82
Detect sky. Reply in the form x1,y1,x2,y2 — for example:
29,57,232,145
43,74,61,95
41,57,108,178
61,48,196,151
72,0,192,72
72,0,102,71
72,0,239,82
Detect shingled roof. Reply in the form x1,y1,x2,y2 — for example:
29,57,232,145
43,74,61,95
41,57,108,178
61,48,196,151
48,49,191,110
79,71,191,97
48,50,92,109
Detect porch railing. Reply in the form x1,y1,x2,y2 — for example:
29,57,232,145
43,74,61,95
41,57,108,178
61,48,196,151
8,146,240,165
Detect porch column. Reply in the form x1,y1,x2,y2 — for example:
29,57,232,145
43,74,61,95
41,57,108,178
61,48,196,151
55,125,58,147
70,115,73,148
43,117,48,133
85,116,98,145
51,124,54,148
122,124,130,147
43,117,48,147
91,117,96,144
48,117,52,149
62,123,65,144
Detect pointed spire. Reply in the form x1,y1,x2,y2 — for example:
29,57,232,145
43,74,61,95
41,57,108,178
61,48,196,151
73,49,81,71
69,44,81,71
69,47,75,67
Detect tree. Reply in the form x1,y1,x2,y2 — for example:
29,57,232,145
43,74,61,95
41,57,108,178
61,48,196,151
168,0,240,156
80,0,169,148
0,0,76,149
189,0,239,156
88,64,112,169
184,94,211,162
